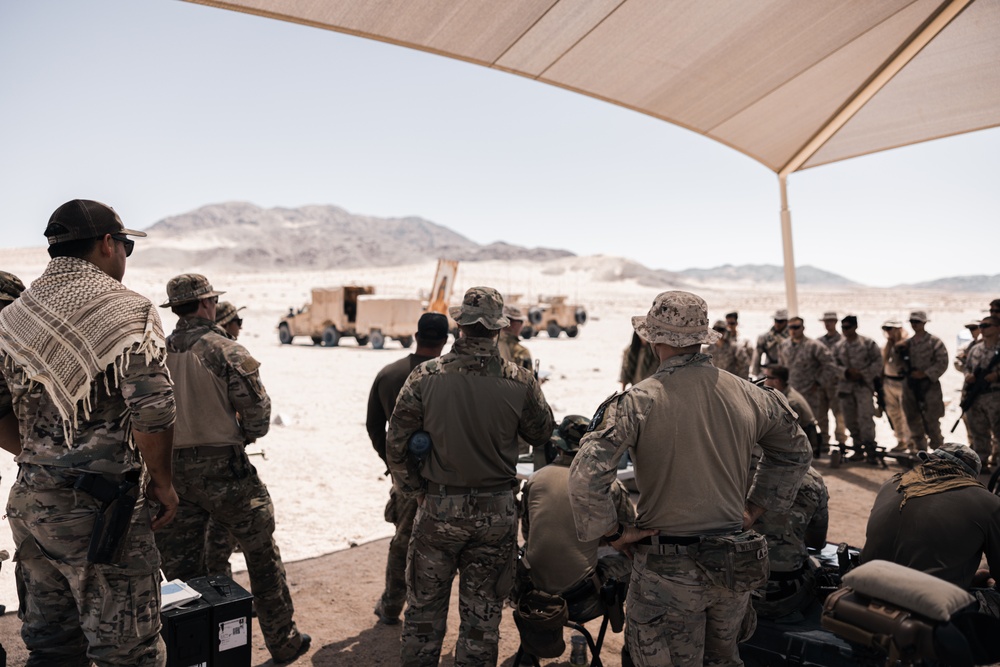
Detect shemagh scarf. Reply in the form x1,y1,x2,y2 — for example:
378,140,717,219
0,257,166,441
894,459,983,510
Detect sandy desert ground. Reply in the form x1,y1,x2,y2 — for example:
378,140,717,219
0,246,995,663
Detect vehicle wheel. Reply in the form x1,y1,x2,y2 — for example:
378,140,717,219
528,307,544,325
311,336,322,346
829,449,842,469
575,308,588,325
521,325,534,339
322,326,340,347
566,325,579,338
355,335,369,346
547,323,561,338
278,323,292,345
398,335,413,349
370,330,386,350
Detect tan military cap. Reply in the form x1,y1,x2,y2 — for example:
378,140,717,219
215,301,245,326
633,291,721,347
773,309,789,321
882,319,903,329
503,305,525,321
160,273,225,308
908,310,929,323
820,311,838,321
0,271,25,302
449,286,509,330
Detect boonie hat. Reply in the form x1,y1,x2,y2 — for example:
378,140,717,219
215,301,245,326
160,273,225,308
909,310,929,323
964,320,981,329
0,271,25,302
550,415,591,454
773,309,789,321
449,287,508,330
820,311,838,321
918,443,981,477
44,199,146,245
632,291,721,347
503,305,525,321
415,312,449,343
712,319,727,332
882,319,903,329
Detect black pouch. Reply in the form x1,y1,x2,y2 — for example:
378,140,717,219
513,589,568,658
689,531,768,593
74,472,140,565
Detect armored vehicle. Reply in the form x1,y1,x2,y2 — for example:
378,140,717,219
526,295,588,338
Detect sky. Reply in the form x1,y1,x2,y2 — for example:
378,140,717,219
1,0,998,288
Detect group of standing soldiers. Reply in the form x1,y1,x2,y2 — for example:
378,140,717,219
699,304,1000,469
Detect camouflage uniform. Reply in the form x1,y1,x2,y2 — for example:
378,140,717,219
498,330,533,372
777,336,837,427
154,304,307,662
962,340,1000,463
881,332,911,449
817,329,847,448
620,333,659,389
704,334,753,380
570,292,811,667
751,319,789,378
752,467,828,619
386,287,554,667
899,329,949,451
832,334,883,453
0,270,25,308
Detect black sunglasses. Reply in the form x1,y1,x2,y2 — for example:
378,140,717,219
234,317,243,327
111,234,134,257
981,323,994,329
788,324,803,330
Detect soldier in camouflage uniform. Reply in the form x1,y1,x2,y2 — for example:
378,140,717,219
154,274,310,663
569,291,811,667
777,317,837,454
0,200,178,666
620,332,659,390
961,316,1000,469
704,320,753,380
816,312,847,454
763,365,820,453
386,286,554,667
498,305,533,372
0,270,25,311
365,313,449,625
750,466,828,619
751,309,789,379
899,311,949,452
832,315,883,462
880,321,911,452
215,300,245,340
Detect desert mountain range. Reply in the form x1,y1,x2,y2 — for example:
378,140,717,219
134,202,996,291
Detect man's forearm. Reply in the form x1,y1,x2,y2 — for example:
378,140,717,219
134,426,174,486
0,412,22,456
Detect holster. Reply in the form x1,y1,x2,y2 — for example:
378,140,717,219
73,470,140,565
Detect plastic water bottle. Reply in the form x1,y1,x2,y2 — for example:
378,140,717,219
570,634,587,666
408,430,432,461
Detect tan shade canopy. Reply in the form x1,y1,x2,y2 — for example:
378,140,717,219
183,0,1000,175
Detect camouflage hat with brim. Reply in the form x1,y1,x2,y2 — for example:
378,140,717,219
215,301,245,326
909,310,929,323
44,199,147,244
503,305,525,321
632,291,721,347
449,286,509,330
160,273,226,308
820,311,838,321
0,271,25,302
918,443,981,477
551,415,591,453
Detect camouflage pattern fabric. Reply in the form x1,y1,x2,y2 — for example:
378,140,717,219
154,447,306,661
631,291,720,348
905,331,950,382
900,332,948,451
0,270,25,303
752,326,790,378
498,330,533,371
964,341,1000,461
203,519,238,577
380,487,419,619
833,335,882,449
402,491,517,667
954,339,980,374
704,335,753,380
778,336,837,396
815,385,846,448
620,336,659,388
818,330,842,350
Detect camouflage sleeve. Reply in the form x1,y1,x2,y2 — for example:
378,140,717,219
751,335,765,377
366,375,389,464
225,349,270,442
610,478,637,525
619,345,635,385
815,341,839,387
121,352,175,434
954,343,969,373
569,392,638,541
860,339,883,385
386,369,425,497
748,387,812,514
517,377,554,447
808,478,830,538
926,336,949,382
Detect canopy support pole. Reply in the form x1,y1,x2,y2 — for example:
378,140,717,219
779,174,798,316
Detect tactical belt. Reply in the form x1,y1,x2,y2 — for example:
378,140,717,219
635,534,702,556
560,570,603,605
426,481,515,495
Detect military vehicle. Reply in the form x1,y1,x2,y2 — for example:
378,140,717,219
525,295,588,338
278,286,423,349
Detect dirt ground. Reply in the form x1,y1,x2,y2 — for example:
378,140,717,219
0,454,922,666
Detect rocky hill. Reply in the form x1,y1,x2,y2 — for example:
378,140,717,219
901,274,1000,293
680,264,857,286
133,202,572,270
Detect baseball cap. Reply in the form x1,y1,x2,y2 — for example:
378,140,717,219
917,443,981,477
160,274,225,308
449,287,509,330
632,291,720,347
44,200,146,245
415,312,449,342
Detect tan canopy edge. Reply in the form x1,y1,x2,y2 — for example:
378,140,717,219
182,0,1000,311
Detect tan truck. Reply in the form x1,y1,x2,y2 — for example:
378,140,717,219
355,295,424,349
526,295,588,338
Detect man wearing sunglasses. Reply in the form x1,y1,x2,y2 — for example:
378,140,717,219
777,317,838,457
752,309,790,379
962,316,1000,470
899,311,949,452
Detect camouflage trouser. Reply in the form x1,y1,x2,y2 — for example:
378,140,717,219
203,518,238,578
902,380,944,451
965,392,1000,462
838,385,876,448
816,385,846,447
625,550,754,667
882,378,910,447
380,487,419,618
8,468,165,667
153,446,306,662
402,490,517,667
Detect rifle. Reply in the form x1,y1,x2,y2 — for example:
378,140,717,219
950,347,1000,433
873,375,892,430
897,341,931,412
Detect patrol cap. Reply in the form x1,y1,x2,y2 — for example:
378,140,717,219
44,199,146,245
551,415,591,454
909,310,929,323
415,312,449,343
841,314,858,327
449,286,509,330
917,443,981,477
0,271,25,302
160,273,225,308
632,291,721,347
215,301,245,326
712,319,727,333
773,309,788,321
820,311,838,321
503,305,525,321
725,311,738,320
